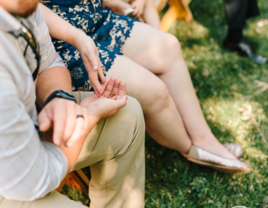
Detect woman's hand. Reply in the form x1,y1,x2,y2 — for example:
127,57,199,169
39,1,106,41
74,31,106,97
131,0,146,17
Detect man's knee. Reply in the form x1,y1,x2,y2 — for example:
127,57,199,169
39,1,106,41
118,96,145,129
120,96,145,134
113,96,145,153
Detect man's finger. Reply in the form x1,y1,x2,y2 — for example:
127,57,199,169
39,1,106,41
100,77,110,89
37,109,52,132
66,109,87,147
62,102,77,143
110,78,120,98
118,81,126,96
103,77,115,98
52,103,67,146
115,95,128,108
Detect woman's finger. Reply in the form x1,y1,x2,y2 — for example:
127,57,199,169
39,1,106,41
81,53,103,97
90,77,103,97
98,67,106,84
110,78,120,98
84,47,99,71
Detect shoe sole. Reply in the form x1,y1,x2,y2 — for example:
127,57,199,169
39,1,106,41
187,157,252,174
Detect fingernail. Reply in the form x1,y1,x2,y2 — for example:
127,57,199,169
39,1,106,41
93,65,98,70
54,138,61,146
67,142,74,147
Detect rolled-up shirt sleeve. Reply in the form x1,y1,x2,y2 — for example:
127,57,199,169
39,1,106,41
0,71,68,201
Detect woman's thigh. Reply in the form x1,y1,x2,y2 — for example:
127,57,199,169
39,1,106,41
106,55,169,109
122,22,181,74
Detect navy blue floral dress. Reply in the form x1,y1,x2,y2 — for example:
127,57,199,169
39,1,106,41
43,0,137,91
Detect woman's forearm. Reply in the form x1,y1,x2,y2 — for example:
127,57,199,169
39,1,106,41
39,3,84,47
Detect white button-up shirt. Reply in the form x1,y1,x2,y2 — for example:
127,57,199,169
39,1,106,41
0,6,68,201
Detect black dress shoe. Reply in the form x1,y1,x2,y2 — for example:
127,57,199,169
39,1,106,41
223,38,267,64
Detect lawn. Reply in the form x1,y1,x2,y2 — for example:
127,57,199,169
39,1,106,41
62,0,268,207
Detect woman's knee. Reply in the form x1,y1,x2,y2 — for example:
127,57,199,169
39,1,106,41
141,79,170,112
153,33,183,70
162,33,182,59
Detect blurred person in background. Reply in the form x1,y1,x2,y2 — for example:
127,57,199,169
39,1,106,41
103,0,160,28
223,0,267,64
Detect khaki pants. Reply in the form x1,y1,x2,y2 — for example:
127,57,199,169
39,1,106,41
0,92,145,208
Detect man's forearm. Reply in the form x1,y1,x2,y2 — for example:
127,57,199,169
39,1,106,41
36,66,72,109
36,66,101,171
37,66,101,171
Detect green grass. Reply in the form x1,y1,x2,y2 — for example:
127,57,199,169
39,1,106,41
63,0,268,207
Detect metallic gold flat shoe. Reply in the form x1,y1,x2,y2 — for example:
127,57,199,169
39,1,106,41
223,143,243,158
187,145,252,174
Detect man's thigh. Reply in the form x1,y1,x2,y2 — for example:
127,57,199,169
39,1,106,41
0,191,87,208
71,92,144,171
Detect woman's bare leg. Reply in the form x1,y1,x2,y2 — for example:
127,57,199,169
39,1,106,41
107,55,191,155
122,22,236,159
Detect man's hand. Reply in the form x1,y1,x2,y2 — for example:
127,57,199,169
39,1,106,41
131,0,146,17
38,98,89,147
80,94,128,120
102,76,126,98
80,77,127,120
37,77,126,147
74,31,106,98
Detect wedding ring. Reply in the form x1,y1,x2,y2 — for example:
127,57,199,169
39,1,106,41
77,114,84,119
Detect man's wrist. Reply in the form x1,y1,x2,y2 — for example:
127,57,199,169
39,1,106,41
43,90,76,108
79,102,102,122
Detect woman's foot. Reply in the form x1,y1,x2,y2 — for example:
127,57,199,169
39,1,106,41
223,143,243,158
187,145,251,174
192,135,237,160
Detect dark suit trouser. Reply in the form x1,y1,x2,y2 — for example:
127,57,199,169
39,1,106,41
224,0,260,30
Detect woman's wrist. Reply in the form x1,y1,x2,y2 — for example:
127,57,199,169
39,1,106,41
71,29,88,49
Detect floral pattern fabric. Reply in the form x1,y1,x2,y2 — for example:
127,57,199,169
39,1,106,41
43,0,137,91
